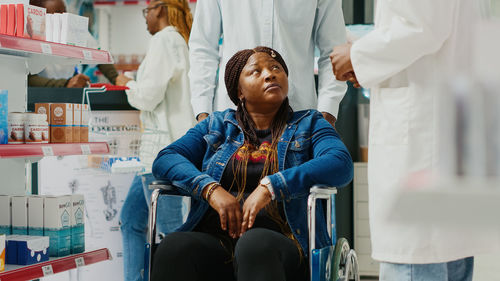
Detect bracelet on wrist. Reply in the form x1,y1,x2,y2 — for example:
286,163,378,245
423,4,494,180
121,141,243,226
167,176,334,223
204,183,219,201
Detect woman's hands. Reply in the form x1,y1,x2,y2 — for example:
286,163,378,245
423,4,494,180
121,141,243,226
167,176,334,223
203,183,273,237
240,185,272,235
206,186,242,239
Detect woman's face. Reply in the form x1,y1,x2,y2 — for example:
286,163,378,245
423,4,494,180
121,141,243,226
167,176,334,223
238,52,289,113
145,1,163,35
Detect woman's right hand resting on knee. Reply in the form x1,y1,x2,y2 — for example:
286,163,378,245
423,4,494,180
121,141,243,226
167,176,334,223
203,184,242,239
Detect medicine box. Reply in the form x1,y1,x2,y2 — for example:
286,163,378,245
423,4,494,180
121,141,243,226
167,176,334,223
6,4,14,35
52,13,61,43
11,196,28,235
60,13,88,47
81,104,89,142
45,13,53,41
0,195,11,235
28,196,44,236
0,89,7,144
50,103,73,143
16,4,46,40
6,235,49,265
70,194,84,254
73,103,81,143
0,5,7,34
44,196,71,257
0,234,5,272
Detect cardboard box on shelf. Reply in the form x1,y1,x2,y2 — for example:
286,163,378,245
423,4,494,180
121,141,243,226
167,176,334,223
0,5,8,34
44,195,71,257
0,89,7,144
0,195,11,235
6,235,49,265
11,196,28,235
52,12,61,43
28,196,44,236
16,4,46,40
0,234,5,272
81,104,89,142
70,194,84,254
73,103,81,143
6,4,14,36
60,13,88,47
45,13,53,41
50,103,73,143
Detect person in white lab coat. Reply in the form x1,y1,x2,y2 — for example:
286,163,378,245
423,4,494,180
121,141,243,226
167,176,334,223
189,0,348,127
115,1,195,280
330,0,500,280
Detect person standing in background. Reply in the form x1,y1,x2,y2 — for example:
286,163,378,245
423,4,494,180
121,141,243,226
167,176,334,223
115,0,195,280
330,0,500,280
189,0,348,127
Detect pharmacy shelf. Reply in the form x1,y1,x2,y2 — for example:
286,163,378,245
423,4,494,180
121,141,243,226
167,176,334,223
388,173,500,229
0,142,110,159
0,248,112,281
0,34,113,65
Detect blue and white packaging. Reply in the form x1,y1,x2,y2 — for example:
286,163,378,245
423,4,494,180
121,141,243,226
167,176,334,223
44,196,71,257
11,196,28,235
6,235,49,265
28,196,44,236
70,194,85,254
0,89,7,144
0,195,11,235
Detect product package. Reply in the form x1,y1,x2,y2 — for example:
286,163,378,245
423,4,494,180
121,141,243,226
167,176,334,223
81,104,89,142
50,103,73,143
51,12,61,43
35,103,51,142
0,234,4,272
73,103,81,143
70,194,84,254
8,112,24,144
6,235,49,265
28,196,44,236
0,195,11,235
60,13,88,47
44,195,71,257
0,5,8,34
0,90,7,144
16,4,46,40
11,196,28,235
45,13,52,41
6,4,14,35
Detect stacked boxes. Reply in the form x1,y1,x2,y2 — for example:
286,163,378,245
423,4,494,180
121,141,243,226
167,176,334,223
70,194,84,254
59,13,88,47
0,90,7,144
0,196,10,235
44,195,71,257
81,104,89,142
11,196,28,235
16,4,46,40
28,196,44,236
50,103,73,143
73,103,81,142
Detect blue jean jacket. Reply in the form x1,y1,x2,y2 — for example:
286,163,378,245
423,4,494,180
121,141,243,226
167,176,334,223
152,109,353,255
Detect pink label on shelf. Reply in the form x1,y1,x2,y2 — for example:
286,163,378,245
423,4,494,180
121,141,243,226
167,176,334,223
82,50,92,60
41,43,52,54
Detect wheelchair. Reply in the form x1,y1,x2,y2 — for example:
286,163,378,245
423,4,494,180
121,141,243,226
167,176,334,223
144,181,360,281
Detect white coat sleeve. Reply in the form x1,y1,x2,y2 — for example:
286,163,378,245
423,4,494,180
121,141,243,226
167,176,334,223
314,0,348,117
125,36,174,112
351,0,458,87
188,0,222,117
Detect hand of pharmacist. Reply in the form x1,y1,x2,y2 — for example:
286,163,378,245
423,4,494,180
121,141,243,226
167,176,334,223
330,42,354,81
240,184,271,236
197,113,209,123
66,74,91,88
115,74,133,86
204,185,242,239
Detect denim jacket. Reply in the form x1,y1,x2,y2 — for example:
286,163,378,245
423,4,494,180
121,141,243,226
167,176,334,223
152,109,353,255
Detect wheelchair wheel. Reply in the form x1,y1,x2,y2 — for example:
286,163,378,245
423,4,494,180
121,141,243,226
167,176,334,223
331,238,350,281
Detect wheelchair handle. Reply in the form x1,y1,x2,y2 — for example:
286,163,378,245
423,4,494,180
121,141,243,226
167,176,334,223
149,180,177,191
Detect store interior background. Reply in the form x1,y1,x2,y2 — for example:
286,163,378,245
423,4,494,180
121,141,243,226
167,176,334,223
24,0,500,280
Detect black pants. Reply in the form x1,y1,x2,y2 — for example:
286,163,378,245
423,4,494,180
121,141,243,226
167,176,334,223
151,228,308,281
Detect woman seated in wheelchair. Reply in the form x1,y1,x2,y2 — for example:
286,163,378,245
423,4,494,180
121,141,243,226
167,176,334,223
151,46,353,281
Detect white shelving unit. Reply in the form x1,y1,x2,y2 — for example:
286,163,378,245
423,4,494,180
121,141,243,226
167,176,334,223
0,34,113,279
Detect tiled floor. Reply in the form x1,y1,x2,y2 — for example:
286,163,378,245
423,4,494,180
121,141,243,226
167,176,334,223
358,254,500,281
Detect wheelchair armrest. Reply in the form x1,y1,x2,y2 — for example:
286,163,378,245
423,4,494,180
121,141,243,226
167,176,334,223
148,180,184,196
310,185,337,198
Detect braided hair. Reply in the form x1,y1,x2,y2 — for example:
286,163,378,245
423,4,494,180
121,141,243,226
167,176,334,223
224,46,292,146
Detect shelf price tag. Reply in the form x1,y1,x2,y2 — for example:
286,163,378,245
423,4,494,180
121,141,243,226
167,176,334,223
82,50,93,60
81,144,91,155
41,43,53,55
42,146,54,156
42,264,54,276
75,257,86,267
